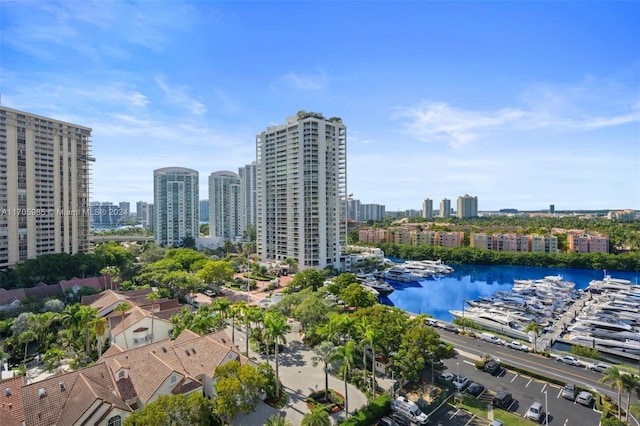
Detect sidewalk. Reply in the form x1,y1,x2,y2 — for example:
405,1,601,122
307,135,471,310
230,324,369,425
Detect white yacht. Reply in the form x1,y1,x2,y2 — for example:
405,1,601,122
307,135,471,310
567,334,640,355
357,274,395,295
380,266,423,283
449,309,529,340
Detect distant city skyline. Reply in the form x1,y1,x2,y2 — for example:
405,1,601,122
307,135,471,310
2,1,638,211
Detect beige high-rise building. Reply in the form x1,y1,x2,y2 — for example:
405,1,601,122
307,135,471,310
0,106,93,267
457,194,478,218
256,111,347,270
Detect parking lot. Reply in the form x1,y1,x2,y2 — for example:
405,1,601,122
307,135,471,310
438,355,602,425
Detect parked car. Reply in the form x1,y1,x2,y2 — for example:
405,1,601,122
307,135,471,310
388,412,411,426
557,355,582,366
492,390,513,409
480,332,503,345
453,374,469,390
561,383,577,400
483,360,501,375
439,372,455,381
524,401,545,423
590,362,611,372
465,382,485,397
576,391,594,407
441,323,459,333
377,417,400,426
507,341,530,352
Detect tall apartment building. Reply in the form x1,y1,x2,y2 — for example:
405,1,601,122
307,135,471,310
199,199,209,222
256,111,347,269
422,198,433,219
346,198,361,221
0,106,93,267
119,201,130,217
208,171,241,239
440,198,451,218
360,203,385,221
138,202,154,230
153,167,199,247
238,161,257,235
457,194,478,218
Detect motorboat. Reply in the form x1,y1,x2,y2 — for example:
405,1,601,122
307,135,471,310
357,274,395,295
380,266,423,283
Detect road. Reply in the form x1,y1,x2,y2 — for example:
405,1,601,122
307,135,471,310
433,328,639,426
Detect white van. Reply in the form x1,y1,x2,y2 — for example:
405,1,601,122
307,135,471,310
391,396,430,425
480,333,502,345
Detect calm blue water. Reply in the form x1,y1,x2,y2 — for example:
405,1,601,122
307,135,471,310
380,264,640,322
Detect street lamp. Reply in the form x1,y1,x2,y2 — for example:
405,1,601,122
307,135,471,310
544,390,549,426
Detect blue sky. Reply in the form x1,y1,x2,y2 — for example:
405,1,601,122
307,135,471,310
1,1,639,212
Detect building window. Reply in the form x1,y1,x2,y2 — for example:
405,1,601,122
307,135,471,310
107,415,122,426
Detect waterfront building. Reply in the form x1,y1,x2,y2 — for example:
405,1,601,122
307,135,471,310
208,171,241,239
119,201,130,218
361,203,385,221
347,198,361,221
137,202,154,230
457,194,478,218
199,199,209,222
422,198,434,219
0,106,93,267
256,111,347,269
153,167,199,247
436,231,464,248
238,161,257,235
440,198,451,218
568,232,609,254
358,228,390,244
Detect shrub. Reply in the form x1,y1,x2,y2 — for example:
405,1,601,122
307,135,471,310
339,393,391,426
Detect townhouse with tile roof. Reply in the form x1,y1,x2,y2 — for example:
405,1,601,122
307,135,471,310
0,329,247,425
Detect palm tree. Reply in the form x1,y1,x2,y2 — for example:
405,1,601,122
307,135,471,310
331,340,356,417
146,291,161,343
244,305,263,356
600,366,624,419
77,305,99,356
525,322,541,353
113,302,131,348
264,312,291,398
263,414,294,426
19,330,37,364
213,297,231,322
620,373,640,423
301,406,331,426
355,316,371,386
311,341,336,401
365,326,383,397
230,300,247,344
88,316,107,357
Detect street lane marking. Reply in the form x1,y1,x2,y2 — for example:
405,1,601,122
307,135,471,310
511,373,519,383
556,388,562,399
449,408,461,420
526,378,533,387
463,360,475,366
541,383,547,393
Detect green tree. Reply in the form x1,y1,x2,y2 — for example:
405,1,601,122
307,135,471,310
88,316,107,357
289,268,325,292
114,302,132,348
525,322,541,353
264,311,291,397
331,340,356,417
230,300,246,344
339,283,377,309
214,360,267,425
311,341,336,401
124,392,214,425
43,347,65,372
301,406,331,426
197,260,235,293
600,366,624,420
263,414,294,426
77,305,99,356
620,373,640,423
18,330,37,363
94,241,135,269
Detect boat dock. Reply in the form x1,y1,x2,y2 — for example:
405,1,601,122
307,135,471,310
537,292,588,352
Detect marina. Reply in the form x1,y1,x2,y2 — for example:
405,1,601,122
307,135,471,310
379,264,640,363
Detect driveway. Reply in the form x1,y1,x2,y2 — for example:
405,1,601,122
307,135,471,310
230,325,369,425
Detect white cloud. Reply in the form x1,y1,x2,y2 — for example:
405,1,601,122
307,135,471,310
392,102,525,148
281,70,328,91
155,77,207,115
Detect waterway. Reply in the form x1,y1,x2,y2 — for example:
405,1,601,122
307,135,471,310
380,264,640,322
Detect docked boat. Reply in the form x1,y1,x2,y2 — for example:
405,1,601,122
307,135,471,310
357,274,395,296
567,334,640,355
380,266,423,283
449,309,529,340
